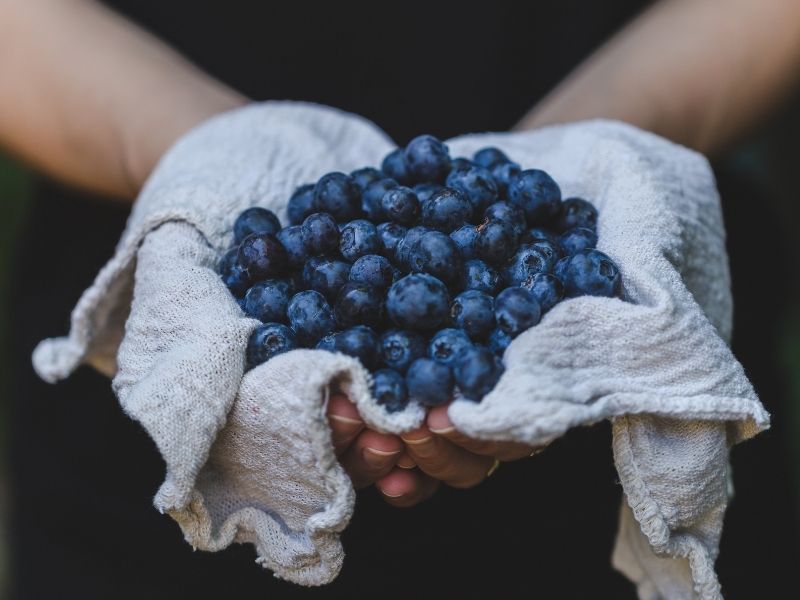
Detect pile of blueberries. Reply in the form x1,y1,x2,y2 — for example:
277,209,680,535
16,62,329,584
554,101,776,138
218,135,622,412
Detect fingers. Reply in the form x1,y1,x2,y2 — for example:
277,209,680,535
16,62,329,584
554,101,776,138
339,428,403,489
396,452,416,469
327,393,364,456
427,405,546,462
401,425,494,489
376,467,440,508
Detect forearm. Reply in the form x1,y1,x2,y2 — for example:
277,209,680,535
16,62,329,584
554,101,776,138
517,0,800,156
0,0,246,199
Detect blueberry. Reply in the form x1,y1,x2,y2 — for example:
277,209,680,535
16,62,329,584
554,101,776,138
380,329,427,373
377,222,408,257
495,287,541,338
520,227,558,245
350,254,394,289
287,184,316,225
421,187,473,233
445,166,498,213
473,147,510,170
340,219,382,261
316,333,339,352
276,225,307,269
414,183,444,204
313,172,361,222
387,274,450,331
453,346,505,402
404,134,451,183
521,272,564,313
301,212,339,255
508,169,562,225
246,323,296,370
428,328,473,366
362,178,397,221
219,248,251,297
334,281,385,328
491,161,521,196
483,201,526,237
351,167,383,190
559,227,598,255
334,325,381,369
560,249,622,298
449,157,473,173
381,148,412,185
406,358,454,407
554,256,571,281
556,197,598,232
408,231,463,285
243,279,293,323
234,207,282,244
505,244,555,286
487,328,512,356
371,369,409,413
450,290,495,340
381,186,421,225
304,258,351,300
528,239,562,264
450,224,479,260
238,233,288,280
394,226,430,271
287,290,336,345
462,259,501,294
475,220,518,265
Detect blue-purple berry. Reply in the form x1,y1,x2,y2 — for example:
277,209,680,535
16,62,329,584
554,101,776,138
450,290,495,340
453,346,505,402
246,323,296,370
428,328,473,366
380,329,427,373
386,274,450,331
406,358,454,407
494,287,541,338
234,207,282,244
372,368,409,413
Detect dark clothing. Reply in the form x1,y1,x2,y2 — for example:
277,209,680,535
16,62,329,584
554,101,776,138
8,2,798,599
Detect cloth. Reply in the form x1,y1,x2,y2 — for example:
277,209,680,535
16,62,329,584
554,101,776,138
32,102,768,597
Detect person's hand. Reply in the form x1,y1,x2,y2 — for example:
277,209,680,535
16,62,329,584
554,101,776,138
327,394,546,507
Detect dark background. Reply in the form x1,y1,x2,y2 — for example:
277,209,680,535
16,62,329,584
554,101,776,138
1,1,799,598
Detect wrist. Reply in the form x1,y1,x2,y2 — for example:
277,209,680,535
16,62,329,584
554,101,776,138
121,84,248,198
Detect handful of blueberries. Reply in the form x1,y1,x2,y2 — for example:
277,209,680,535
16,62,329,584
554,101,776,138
218,135,622,412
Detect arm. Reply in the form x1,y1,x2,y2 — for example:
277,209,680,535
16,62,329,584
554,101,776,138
517,0,800,155
0,0,406,499
0,0,246,199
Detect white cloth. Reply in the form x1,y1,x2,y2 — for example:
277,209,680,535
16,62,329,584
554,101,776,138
32,102,768,597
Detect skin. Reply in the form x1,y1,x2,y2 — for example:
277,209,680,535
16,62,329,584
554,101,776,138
2,0,800,505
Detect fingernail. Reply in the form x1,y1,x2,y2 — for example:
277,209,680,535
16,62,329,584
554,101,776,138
397,454,416,469
363,447,400,468
427,408,454,433
401,435,433,446
429,426,455,435
381,489,404,498
329,414,362,426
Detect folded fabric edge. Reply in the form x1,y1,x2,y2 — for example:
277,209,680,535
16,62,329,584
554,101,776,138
612,416,724,600
31,211,221,384
448,390,770,447
161,492,346,586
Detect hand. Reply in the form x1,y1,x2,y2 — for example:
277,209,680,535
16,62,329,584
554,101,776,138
328,394,546,507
